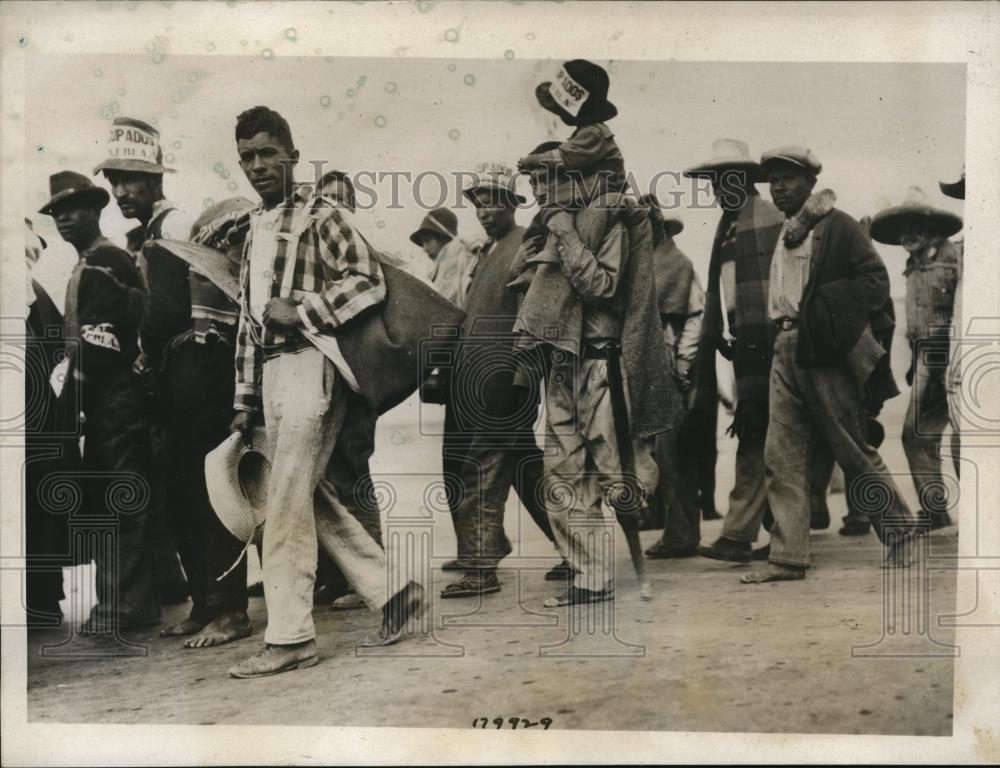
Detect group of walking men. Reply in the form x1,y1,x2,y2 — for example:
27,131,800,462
24,58,963,679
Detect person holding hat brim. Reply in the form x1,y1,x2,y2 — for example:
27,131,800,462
436,167,562,598
870,187,962,531
741,146,914,584
940,167,965,479
39,170,159,632
226,107,425,678
409,207,476,309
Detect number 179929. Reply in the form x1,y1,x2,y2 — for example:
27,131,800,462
472,717,553,730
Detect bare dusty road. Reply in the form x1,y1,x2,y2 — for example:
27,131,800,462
26,393,960,735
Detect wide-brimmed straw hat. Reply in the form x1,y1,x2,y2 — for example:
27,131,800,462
939,166,965,201
93,117,176,175
409,208,458,246
205,427,271,544
684,138,762,181
869,186,964,246
38,171,111,215
535,59,618,127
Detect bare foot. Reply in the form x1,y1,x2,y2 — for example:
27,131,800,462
160,617,204,638
183,611,252,649
740,565,806,584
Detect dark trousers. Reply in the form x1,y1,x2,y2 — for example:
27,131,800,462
80,370,159,627
161,339,246,625
653,409,704,550
25,440,76,621
446,399,554,570
697,402,719,518
317,392,383,591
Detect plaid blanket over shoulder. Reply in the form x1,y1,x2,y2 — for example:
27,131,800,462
695,192,784,442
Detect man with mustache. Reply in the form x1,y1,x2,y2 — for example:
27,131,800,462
38,171,155,632
95,117,195,609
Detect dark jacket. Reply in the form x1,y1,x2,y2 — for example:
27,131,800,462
453,225,528,423
798,208,899,408
128,207,191,363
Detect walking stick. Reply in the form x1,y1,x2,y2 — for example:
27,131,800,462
604,342,653,600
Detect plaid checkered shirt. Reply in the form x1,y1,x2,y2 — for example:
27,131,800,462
233,185,385,413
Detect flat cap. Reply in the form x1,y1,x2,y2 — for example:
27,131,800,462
760,145,822,176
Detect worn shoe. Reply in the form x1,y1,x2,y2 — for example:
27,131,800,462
440,559,464,572
838,522,871,536
644,541,698,559
702,508,723,521
247,581,264,597
544,560,574,581
810,512,831,530
440,571,501,599
331,590,367,611
751,543,771,561
930,512,955,531
697,537,751,564
543,586,614,608
228,640,318,679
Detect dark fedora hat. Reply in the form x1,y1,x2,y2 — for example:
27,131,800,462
939,166,965,201
38,171,111,216
536,59,618,127
409,208,459,247
640,193,685,237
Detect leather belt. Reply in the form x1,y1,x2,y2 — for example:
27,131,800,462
774,317,799,331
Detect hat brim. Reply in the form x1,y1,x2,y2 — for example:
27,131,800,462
869,207,964,246
463,184,526,207
205,428,271,544
93,158,175,175
939,178,965,200
682,161,763,183
663,219,684,237
759,156,822,177
409,227,452,247
38,186,111,216
535,82,618,127
155,239,241,301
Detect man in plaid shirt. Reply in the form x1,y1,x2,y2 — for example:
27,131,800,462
227,107,422,678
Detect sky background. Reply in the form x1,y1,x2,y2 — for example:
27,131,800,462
25,54,965,305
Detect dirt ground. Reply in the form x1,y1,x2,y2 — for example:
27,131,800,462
25,393,960,735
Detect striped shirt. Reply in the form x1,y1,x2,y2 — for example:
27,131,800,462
233,185,385,413
768,221,813,320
